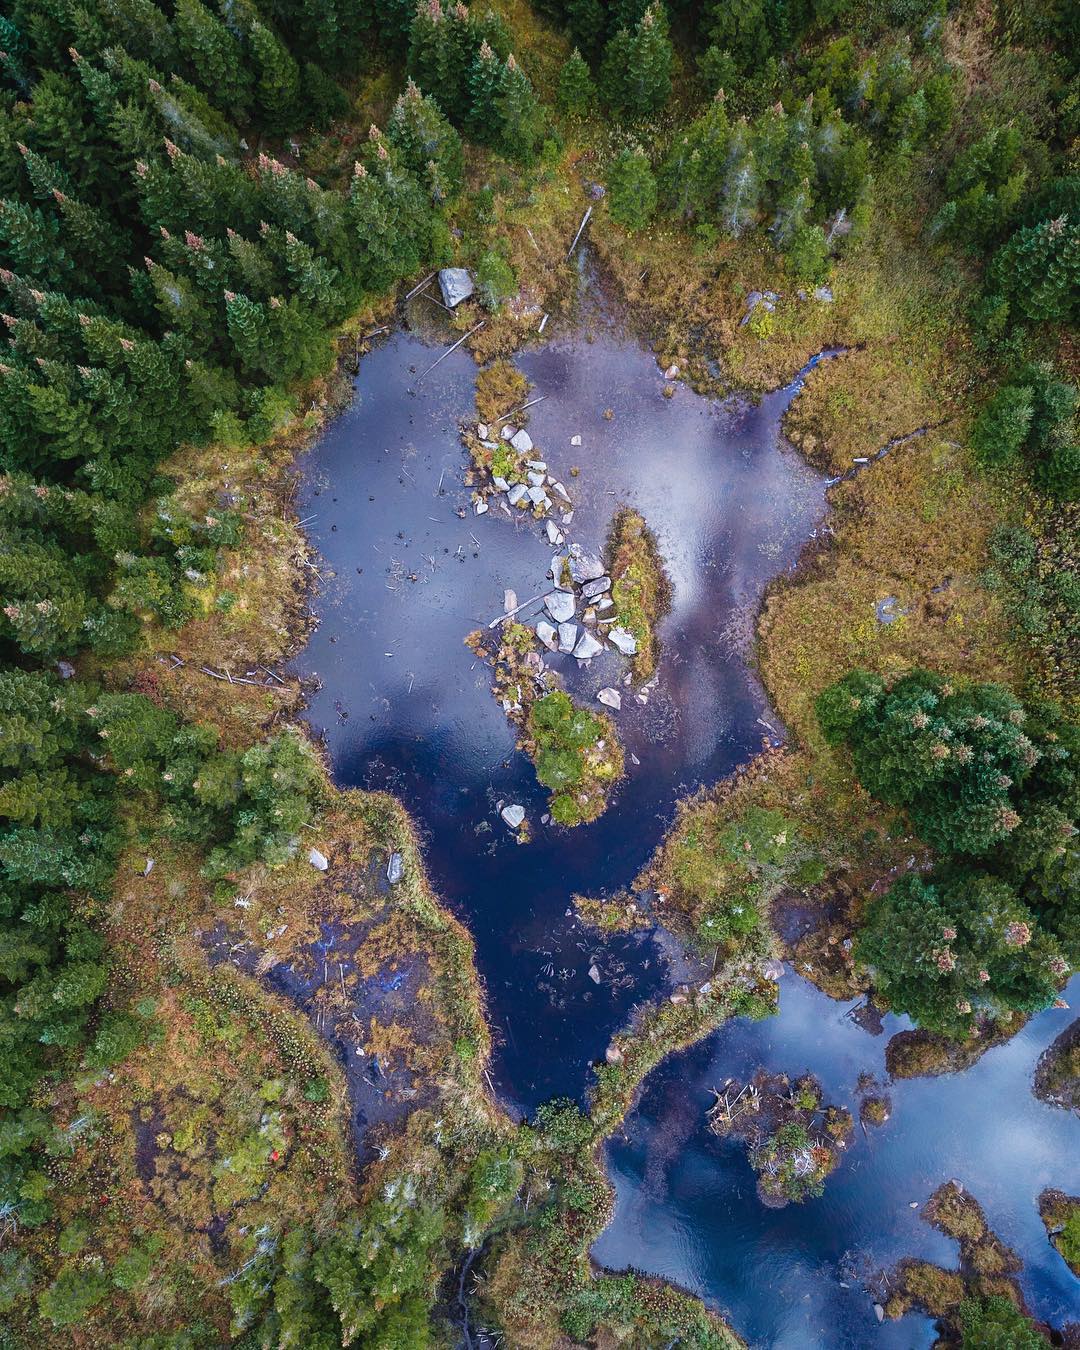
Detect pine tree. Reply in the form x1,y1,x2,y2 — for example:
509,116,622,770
705,0,771,73
607,144,657,230
817,669,1050,856
408,0,448,104
970,384,1034,467
661,92,730,218
719,122,759,236
856,870,1063,1036
223,289,270,373
282,230,338,311
0,199,74,289
565,0,607,57
557,48,597,116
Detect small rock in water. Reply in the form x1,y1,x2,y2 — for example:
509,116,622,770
762,959,785,981
549,480,572,504
507,484,528,506
504,589,518,613
438,267,474,308
474,499,488,515
664,363,679,379
573,631,603,660
546,520,564,545
545,589,575,623
501,804,526,829
558,621,579,653
609,627,638,656
581,575,611,599
570,434,582,446
386,852,404,884
526,485,547,505
561,510,574,525
536,619,558,650
540,813,550,825
597,687,622,710
308,848,329,871
476,422,489,440
510,428,534,454
873,1305,885,1323
588,964,602,984
629,752,640,765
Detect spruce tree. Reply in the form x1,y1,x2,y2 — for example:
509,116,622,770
600,3,673,120
497,55,544,162
557,47,596,116
388,80,463,202
172,0,252,120
990,215,1080,325
607,144,657,230
248,20,301,134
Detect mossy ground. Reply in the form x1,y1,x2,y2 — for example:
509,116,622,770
1038,1189,1080,1278
605,507,672,681
884,1183,1037,1335
1033,1018,1080,1115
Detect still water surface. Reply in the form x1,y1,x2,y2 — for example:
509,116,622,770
292,293,1079,1346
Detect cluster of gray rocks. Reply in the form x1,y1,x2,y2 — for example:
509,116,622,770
535,543,638,673
472,422,575,541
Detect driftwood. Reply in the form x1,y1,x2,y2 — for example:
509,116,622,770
566,206,593,259
417,321,486,380
486,589,553,629
403,271,437,301
495,394,546,426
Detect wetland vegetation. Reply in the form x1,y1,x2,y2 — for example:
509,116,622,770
1,0,1077,1343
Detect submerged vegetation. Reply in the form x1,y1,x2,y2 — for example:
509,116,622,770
1,0,1076,1338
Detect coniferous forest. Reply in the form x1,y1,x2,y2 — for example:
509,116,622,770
0,0,1077,1344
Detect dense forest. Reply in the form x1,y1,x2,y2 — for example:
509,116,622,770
0,0,1076,1343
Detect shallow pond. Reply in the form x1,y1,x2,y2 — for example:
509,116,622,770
593,972,1079,1348
292,282,1080,1346
292,289,827,1109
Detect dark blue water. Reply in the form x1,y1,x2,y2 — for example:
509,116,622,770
293,294,1080,1347
595,976,1080,1348
292,306,827,1111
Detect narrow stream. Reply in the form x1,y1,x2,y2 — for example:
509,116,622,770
291,278,1080,1345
